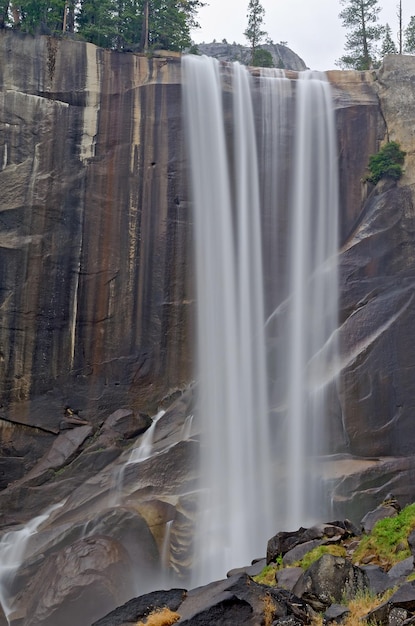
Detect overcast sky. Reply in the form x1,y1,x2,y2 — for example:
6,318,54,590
191,0,409,71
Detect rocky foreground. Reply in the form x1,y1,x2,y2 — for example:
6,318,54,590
94,497,415,625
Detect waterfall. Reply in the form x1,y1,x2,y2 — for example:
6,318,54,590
285,72,339,527
0,501,65,623
183,57,339,584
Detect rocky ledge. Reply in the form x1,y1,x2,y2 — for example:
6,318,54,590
95,496,415,626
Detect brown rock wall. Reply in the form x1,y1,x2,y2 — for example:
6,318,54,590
0,32,192,432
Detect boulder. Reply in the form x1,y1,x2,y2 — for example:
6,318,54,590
101,408,152,440
361,504,399,534
361,565,393,595
176,573,309,626
227,558,266,578
19,535,136,626
283,540,324,566
293,554,369,611
267,522,357,565
20,425,93,484
323,604,351,624
364,582,415,625
91,588,187,626
276,567,304,591
388,557,414,584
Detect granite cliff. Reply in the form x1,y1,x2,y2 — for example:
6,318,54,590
0,31,415,624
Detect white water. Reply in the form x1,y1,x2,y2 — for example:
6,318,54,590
0,501,65,623
183,57,272,585
110,409,166,506
183,58,339,584
285,72,339,527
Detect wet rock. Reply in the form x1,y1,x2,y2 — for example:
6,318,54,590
20,535,136,626
0,32,191,433
102,408,152,440
20,425,92,484
293,554,369,611
91,588,187,626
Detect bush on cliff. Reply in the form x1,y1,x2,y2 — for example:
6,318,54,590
365,141,406,184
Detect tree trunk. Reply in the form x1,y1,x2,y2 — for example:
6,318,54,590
398,0,403,54
140,0,149,52
360,1,370,69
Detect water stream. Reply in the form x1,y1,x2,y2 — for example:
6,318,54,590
183,57,339,584
0,501,65,623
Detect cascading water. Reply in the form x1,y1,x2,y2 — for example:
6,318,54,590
285,72,339,528
183,56,271,585
0,501,65,623
183,57,339,584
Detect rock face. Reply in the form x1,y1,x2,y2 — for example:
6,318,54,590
1,34,415,477
196,41,307,71
0,32,192,436
1,32,415,625
329,58,415,467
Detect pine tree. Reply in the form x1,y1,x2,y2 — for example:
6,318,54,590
14,0,67,33
77,0,116,48
0,2,9,28
404,16,415,53
244,0,267,65
337,0,384,70
381,23,397,55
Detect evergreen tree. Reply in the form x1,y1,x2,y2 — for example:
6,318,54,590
13,0,66,33
252,48,274,68
337,0,384,70
150,0,197,51
0,2,9,28
112,0,142,50
77,0,116,48
381,23,397,55
244,0,267,64
404,15,415,53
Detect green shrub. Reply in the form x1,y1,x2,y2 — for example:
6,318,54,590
253,563,279,586
353,503,415,569
365,141,406,184
294,544,347,570
252,48,275,68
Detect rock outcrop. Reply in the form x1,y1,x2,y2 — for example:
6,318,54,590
195,41,307,71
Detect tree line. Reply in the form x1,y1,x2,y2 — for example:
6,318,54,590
0,1,205,52
338,0,415,70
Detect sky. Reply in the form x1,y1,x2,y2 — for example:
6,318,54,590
191,0,410,71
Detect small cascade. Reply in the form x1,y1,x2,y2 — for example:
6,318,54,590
183,57,339,584
0,501,65,623
180,414,194,440
109,409,166,506
128,409,166,463
161,520,173,570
